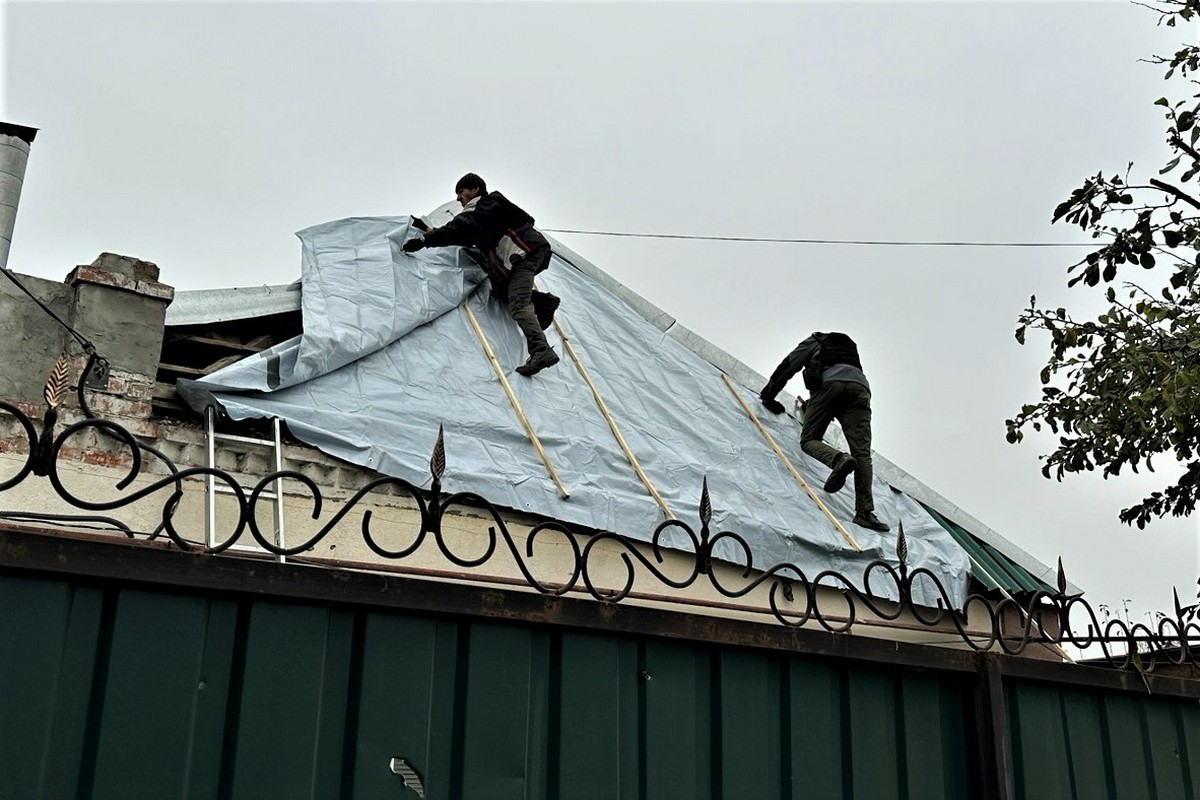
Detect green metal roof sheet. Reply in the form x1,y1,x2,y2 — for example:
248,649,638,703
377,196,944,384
921,502,1054,596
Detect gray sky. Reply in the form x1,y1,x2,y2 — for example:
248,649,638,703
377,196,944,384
5,1,1197,624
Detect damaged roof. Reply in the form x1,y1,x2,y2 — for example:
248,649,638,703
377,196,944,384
170,207,1063,603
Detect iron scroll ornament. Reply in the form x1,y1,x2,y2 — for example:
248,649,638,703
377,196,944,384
2,392,1199,672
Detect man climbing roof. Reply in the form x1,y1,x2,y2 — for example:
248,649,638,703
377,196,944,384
403,173,561,377
759,332,890,533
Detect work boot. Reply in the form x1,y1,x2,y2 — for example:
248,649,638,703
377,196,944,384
852,511,890,532
516,347,560,377
823,453,857,493
535,294,561,330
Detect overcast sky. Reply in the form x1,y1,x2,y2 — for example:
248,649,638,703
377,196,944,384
5,1,1197,625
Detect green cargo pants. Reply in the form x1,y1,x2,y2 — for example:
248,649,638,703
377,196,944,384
800,380,875,515
507,249,552,357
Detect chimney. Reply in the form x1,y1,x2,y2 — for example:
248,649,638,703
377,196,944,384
0,122,38,271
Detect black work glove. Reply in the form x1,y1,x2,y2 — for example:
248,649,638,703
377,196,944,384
410,215,430,232
402,238,426,253
759,392,785,415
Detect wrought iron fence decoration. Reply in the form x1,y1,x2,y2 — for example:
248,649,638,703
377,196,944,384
1,358,1198,674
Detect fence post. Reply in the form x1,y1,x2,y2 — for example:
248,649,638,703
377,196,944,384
974,653,1015,800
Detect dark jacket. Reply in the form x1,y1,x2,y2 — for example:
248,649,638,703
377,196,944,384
760,332,870,401
422,192,549,285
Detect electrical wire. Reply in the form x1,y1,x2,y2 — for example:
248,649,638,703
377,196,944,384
542,228,1097,247
1,266,97,353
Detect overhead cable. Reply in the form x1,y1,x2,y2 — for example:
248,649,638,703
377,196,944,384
1,266,97,354
543,228,1096,248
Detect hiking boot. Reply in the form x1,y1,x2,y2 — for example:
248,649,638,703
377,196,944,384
516,347,560,377
823,453,857,493
852,511,890,533
535,294,561,330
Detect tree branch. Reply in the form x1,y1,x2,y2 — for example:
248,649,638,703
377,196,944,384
1150,178,1200,209
1170,135,1200,162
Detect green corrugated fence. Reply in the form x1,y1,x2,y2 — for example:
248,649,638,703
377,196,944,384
2,568,1199,799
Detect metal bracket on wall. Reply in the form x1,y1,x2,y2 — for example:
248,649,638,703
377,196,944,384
83,356,110,389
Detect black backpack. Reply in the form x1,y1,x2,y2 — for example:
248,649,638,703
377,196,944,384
801,333,828,392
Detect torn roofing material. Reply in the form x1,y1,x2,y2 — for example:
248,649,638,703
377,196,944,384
179,213,978,606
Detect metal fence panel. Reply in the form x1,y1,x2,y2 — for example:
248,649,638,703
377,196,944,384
847,668,902,799
1009,680,1200,800
0,576,105,800
90,591,236,800
717,650,783,800
1060,689,1113,800
555,632,632,798
5,569,1200,800
1009,681,1076,800
787,659,845,799
900,675,970,800
642,640,714,799
225,602,355,799
350,613,438,797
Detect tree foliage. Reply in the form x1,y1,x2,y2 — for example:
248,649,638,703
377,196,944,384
1006,0,1200,529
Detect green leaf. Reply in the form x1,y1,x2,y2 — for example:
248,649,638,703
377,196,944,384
1156,97,1170,107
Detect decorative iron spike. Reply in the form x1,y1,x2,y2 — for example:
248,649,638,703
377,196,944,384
1057,556,1067,596
429,425,446,482
699,476,712,526
43,353,69,409
1175,586,1183,620
896,521,907,567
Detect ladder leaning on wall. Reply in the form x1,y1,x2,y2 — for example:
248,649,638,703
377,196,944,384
204,406,286,563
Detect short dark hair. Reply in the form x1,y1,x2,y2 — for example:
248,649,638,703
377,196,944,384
455,173,487,195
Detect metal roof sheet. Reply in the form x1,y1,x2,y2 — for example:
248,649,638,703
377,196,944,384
165,282,301,326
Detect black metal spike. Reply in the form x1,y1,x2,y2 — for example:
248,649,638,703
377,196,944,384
1175,586,1183,620
699,476,712,527
1057,557,1067,597
430,425,446,482
896,521,907,567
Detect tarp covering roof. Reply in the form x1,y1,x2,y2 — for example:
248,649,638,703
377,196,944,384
179,213,973,606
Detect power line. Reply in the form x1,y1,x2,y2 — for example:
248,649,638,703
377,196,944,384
543,228,1097,248
1,266,99,355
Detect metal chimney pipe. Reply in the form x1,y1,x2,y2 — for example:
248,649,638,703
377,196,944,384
0,121,38,271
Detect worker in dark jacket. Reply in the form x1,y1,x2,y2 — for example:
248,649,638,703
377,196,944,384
759,332,889,532
403,173,561,377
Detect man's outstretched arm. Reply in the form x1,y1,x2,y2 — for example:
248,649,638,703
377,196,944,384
758,336,819,413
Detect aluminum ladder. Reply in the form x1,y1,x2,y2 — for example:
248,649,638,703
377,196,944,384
204,406,286,562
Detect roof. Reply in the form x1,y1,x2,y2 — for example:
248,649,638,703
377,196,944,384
171,209,1067,601
166,282,301,326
